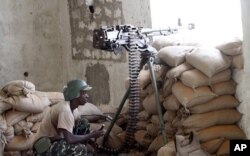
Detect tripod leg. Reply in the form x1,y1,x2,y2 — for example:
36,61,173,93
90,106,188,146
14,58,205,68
102,87,130,144
147,57,168,145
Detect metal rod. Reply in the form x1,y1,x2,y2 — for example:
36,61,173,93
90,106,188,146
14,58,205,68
147,58,168,145
102,87,130,144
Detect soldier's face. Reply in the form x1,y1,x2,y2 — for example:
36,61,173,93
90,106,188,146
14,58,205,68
78,90,89,105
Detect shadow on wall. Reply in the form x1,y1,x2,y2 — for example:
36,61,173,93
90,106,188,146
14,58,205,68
86,63,110,105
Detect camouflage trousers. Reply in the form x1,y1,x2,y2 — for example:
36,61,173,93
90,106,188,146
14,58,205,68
34,118,90,156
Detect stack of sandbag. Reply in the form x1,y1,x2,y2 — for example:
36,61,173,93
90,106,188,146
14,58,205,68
120,37,245,155
0,80,64,156
158,38,245,156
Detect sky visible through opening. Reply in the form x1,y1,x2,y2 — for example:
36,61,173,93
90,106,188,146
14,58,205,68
150,0,242,40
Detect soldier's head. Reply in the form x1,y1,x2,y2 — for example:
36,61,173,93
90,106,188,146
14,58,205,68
63,79,92,108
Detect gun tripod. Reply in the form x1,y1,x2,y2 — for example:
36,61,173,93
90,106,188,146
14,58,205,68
102,50,167,151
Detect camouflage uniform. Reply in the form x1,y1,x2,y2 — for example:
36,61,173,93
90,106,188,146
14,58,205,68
34,118,90,156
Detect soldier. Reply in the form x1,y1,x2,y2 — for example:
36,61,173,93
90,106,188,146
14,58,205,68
33,79,105,156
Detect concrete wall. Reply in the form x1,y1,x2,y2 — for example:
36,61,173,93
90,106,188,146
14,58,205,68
0,0,64,91
0,0,151,106
237,0,250,139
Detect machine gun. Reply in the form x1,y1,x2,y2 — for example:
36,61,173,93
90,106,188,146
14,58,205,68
93,24,177,55
92,24,177,153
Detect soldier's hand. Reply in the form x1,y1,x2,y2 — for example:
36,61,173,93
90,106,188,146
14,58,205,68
91,129,105,138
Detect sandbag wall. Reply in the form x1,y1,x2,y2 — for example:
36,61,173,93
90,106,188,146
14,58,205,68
120,37,245,156
0,81,64,156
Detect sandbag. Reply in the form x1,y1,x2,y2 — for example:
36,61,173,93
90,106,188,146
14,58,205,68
0,115,7,132
186,47,231,77
152,31,202,51
175,132,209,156
197,125,246,142
165,123,176,135
31,122,41,133
183,109,242,130
0,100,12,114
166,62,193,79
189,95,240,114
0,90,7,99
138,68,151,89
2,80,35,96
5,135,36,151
98,104,117,115
135,130,153,148
13,120,33,136
45,92,64,104
143,93,164,115
74,103,103,120
5,110,30,126
90,122,122,135
151,36,178,51
26,107,50,123
163,95,180,111
146,123,159,137
201,138,224,154
232,54,243,69
162,79,175,97
136,121,148,130
137,111,150,121
96,131,122,149
180,69,231,88
172,82,216,108
3,151,21,156
163,111,177,123
157,141,176,156
116,131,126,144
216,140,229,156
158,46,194,67
34,91,64,105
138,65,167,89
211,80,236,96
148,135,164,152
3,94,50,113
172,116,183,129
145,81,164,95
4,126,14,143
215,38,242,56
0,141,4,156
151,115,160,126
232,69,243,84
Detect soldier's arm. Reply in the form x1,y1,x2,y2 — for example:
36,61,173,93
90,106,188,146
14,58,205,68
58,128,104,144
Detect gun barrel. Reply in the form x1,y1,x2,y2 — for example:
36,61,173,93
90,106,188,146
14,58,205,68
141,28,177,36
141,28,169,33
141,28,177,37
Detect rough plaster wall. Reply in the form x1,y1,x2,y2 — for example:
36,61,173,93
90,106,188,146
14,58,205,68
69,0,126,61
0,0,63,91
237,0,250,139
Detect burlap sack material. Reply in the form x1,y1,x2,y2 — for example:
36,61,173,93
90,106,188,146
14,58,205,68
172,82,216,108
180,69,231,89
175,132,209,156
186,47,231,78
188,95,240,114
182,109,242,130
